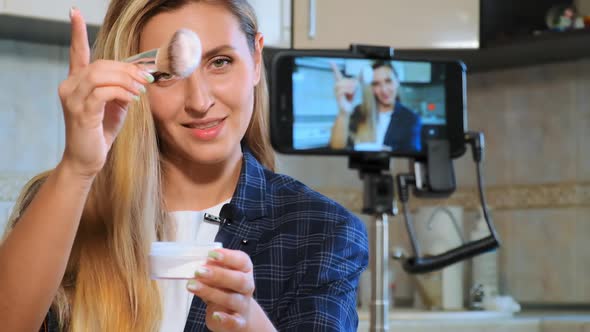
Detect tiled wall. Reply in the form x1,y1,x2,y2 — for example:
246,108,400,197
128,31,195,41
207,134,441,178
1,38,588,305
0,39,69,230
455,61,590,304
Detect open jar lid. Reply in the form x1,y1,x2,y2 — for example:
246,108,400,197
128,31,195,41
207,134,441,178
150,241,222,257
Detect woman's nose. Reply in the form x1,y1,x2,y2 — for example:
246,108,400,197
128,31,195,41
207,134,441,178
184,73,214,113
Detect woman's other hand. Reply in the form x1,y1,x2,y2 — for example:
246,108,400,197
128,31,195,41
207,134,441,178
187,248,274,332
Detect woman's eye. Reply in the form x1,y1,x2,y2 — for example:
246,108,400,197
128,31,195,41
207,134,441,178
153,72,176,82
211,57,231,69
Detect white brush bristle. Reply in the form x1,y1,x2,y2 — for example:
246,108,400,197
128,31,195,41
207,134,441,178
158,28,202,78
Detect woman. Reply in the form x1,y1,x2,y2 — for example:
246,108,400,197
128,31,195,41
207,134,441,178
0,1,368,331
329,61,422,152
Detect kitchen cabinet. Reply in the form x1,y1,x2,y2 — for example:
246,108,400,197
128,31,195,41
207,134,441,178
292,0,479,49
249,0,291,48
0,0,287,47
0,0,106,45
2,0,107,26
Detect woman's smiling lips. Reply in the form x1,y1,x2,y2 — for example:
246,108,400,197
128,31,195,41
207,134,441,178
182,117,227,140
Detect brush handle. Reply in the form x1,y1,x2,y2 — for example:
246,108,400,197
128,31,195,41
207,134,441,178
124,49,158,70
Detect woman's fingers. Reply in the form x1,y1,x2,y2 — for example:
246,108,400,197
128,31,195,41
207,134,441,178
191,249,255,295
207,249,253,273
186,249,257,331
330,62,343,81
205,308,247,332
192,264,254,295
335,79,358,97
68,7,90,76
73,62,150,102
84,86,137,115
87,60,153,85
187,279,249,314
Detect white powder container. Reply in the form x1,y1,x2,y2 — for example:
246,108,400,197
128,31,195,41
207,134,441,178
150,241,222,279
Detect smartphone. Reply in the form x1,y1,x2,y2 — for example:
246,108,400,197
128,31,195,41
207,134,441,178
269,50,467,159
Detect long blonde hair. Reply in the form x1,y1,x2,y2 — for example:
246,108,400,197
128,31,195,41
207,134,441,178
353,61,400,144
353,72,377,143
4,1,274,330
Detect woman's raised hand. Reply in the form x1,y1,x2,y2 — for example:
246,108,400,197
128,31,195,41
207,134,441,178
331,62,358,114
58,8,153,179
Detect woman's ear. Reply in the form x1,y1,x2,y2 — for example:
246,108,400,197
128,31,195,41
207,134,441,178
253,32,264,85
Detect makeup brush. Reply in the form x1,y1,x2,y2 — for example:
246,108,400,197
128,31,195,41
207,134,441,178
125,28,202,78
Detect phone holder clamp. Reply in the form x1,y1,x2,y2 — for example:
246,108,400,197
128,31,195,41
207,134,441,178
350,44,395,59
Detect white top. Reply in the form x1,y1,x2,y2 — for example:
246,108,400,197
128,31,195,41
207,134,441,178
353,110,393,151
158,199,230,332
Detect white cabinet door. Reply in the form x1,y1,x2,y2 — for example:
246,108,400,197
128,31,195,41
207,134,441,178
293,0,479,49
3,0,108,26
249,0,291,47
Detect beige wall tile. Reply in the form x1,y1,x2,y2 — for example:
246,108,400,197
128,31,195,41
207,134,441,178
541,319,590,332
498,67,577,185
0,40,68,174
275,154,363,189
574,208,590,301
495,209,580,304
458,61,584,187
574,62,590,182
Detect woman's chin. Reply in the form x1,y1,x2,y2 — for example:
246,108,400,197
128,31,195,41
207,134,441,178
186,144,236,165
187,152,227,165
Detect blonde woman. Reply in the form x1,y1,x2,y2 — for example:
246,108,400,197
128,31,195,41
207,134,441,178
0,1,368,331
329,61,422,152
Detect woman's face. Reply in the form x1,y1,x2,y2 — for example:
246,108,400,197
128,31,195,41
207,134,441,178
371,66,398,108
140,2,263,165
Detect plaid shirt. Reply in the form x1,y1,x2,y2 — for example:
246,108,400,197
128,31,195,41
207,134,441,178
41,147,369,331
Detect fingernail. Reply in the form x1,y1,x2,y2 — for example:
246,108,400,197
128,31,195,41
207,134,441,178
132,94,140,102
142,72,155,83
135,82,147,94
187,279,202,292
208,251,222,261
194,266,210,278
212,312,223,322
69,6,77,19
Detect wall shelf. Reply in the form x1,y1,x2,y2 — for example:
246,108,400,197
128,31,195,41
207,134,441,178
393,28,590,73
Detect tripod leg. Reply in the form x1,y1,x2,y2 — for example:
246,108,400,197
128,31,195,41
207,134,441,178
370,213,389,332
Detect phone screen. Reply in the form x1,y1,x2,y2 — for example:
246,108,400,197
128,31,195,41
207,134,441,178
290,56,449,154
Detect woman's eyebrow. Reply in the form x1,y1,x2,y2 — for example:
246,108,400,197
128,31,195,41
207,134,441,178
201,45,236,59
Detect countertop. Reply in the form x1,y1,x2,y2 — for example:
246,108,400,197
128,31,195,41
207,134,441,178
357,309,590,332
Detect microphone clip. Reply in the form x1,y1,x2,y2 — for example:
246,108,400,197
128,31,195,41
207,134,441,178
203,213,229,225
203,203,234,226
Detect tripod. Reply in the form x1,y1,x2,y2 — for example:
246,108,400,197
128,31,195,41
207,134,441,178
344,44,500,331
350,137,500,332
349,155,395,332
